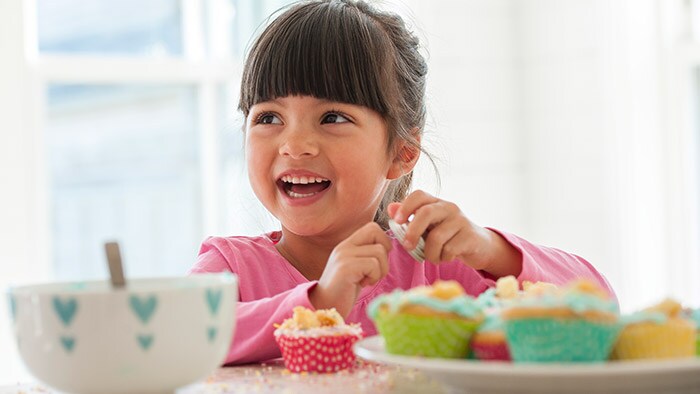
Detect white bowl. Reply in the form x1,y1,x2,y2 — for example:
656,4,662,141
7,273,237,394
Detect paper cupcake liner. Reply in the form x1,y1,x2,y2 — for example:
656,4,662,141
611,323,695,360
696,335,700,357
275,333,361,373
471,338,511,362
376,313,479,358
504,318,620,363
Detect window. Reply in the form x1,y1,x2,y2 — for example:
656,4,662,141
33,0,293,281
46,84,199,279
0,0,295,383
37,0,183,56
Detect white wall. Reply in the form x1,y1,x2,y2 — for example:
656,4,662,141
403,0,695,312
406,0,526,232
0,0,47,383
507,0,693,311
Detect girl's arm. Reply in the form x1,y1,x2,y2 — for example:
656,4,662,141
483,228,616,300
189,240,318,364
392,190,616,299
223,283,316,364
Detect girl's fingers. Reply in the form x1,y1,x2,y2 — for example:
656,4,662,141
351,244,390,278
439,228,472,263
351,256,383,286
387,202,401,219
393,190,438,223
423,216,462,263
347,222,393,252
403,201,460,250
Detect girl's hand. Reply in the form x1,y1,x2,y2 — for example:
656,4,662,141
388,190,521,278
309,222,392,317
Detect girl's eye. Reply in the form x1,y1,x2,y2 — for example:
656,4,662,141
256,113,282,125
321,112,350,124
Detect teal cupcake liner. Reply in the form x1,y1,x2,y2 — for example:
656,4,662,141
504,318,620,363
376,314,479,358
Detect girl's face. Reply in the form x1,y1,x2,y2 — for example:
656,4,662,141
245,95,403,240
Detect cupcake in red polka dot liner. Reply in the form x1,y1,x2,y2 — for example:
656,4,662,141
274,306,363,373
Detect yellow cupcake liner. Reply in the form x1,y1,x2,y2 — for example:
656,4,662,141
611,321,695,360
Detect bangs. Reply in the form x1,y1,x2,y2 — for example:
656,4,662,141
239,1,395,117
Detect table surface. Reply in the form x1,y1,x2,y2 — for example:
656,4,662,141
0,360,446,394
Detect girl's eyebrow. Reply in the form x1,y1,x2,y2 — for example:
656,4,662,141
254,98,286,108
268,99,285,107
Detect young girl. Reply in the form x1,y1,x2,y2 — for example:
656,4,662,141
189,0,615,364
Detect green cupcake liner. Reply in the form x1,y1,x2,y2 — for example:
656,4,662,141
504,318,620,363
376,313,479,358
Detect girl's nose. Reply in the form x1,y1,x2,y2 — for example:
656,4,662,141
278,127,319,159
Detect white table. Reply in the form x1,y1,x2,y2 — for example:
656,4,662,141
0,360,446,394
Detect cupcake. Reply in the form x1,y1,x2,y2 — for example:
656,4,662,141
274,306,363,373
501,279,620,363
471,276,557,362
691,308,700,356
368,280,484,358
611,299,696,360
470,314,510,361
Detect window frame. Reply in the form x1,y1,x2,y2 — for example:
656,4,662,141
0,0,247,382
31,0,244,277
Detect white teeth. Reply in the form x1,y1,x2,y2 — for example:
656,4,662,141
286,190,317,198
280,175,329,184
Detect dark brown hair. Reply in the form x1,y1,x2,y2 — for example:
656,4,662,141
239,0,432,229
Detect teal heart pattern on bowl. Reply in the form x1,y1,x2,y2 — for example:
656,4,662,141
52,297,78,327
207,327,217,343
130,295,158,352
206,289,222,317
137,334,154,351
205,288,224,344
129,295,157,325
60,336,75,353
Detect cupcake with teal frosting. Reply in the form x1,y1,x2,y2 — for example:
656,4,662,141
611,299,695,360
471,276,557,362
367,280,484,358
692,309,700,356
470,313,510,361
501,279,620,363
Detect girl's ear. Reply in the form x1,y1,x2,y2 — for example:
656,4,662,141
387,129,421,180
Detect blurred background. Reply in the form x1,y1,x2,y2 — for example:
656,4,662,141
1,0,699,384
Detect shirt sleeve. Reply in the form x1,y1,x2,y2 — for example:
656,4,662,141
188,239,318,365
481,228,618,302
225,281,318,364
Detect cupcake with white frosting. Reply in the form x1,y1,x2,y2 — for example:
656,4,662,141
274,306,363,373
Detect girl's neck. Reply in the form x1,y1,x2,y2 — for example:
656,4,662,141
274,229,343,281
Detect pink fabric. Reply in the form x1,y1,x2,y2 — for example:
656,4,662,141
188,229,616,365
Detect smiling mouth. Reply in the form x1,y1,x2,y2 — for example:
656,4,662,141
277,175,332,198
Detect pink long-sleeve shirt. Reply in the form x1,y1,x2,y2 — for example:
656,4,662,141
188,229,615,365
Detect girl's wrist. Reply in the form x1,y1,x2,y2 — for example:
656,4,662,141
309,283,354,318
479,228,522,278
